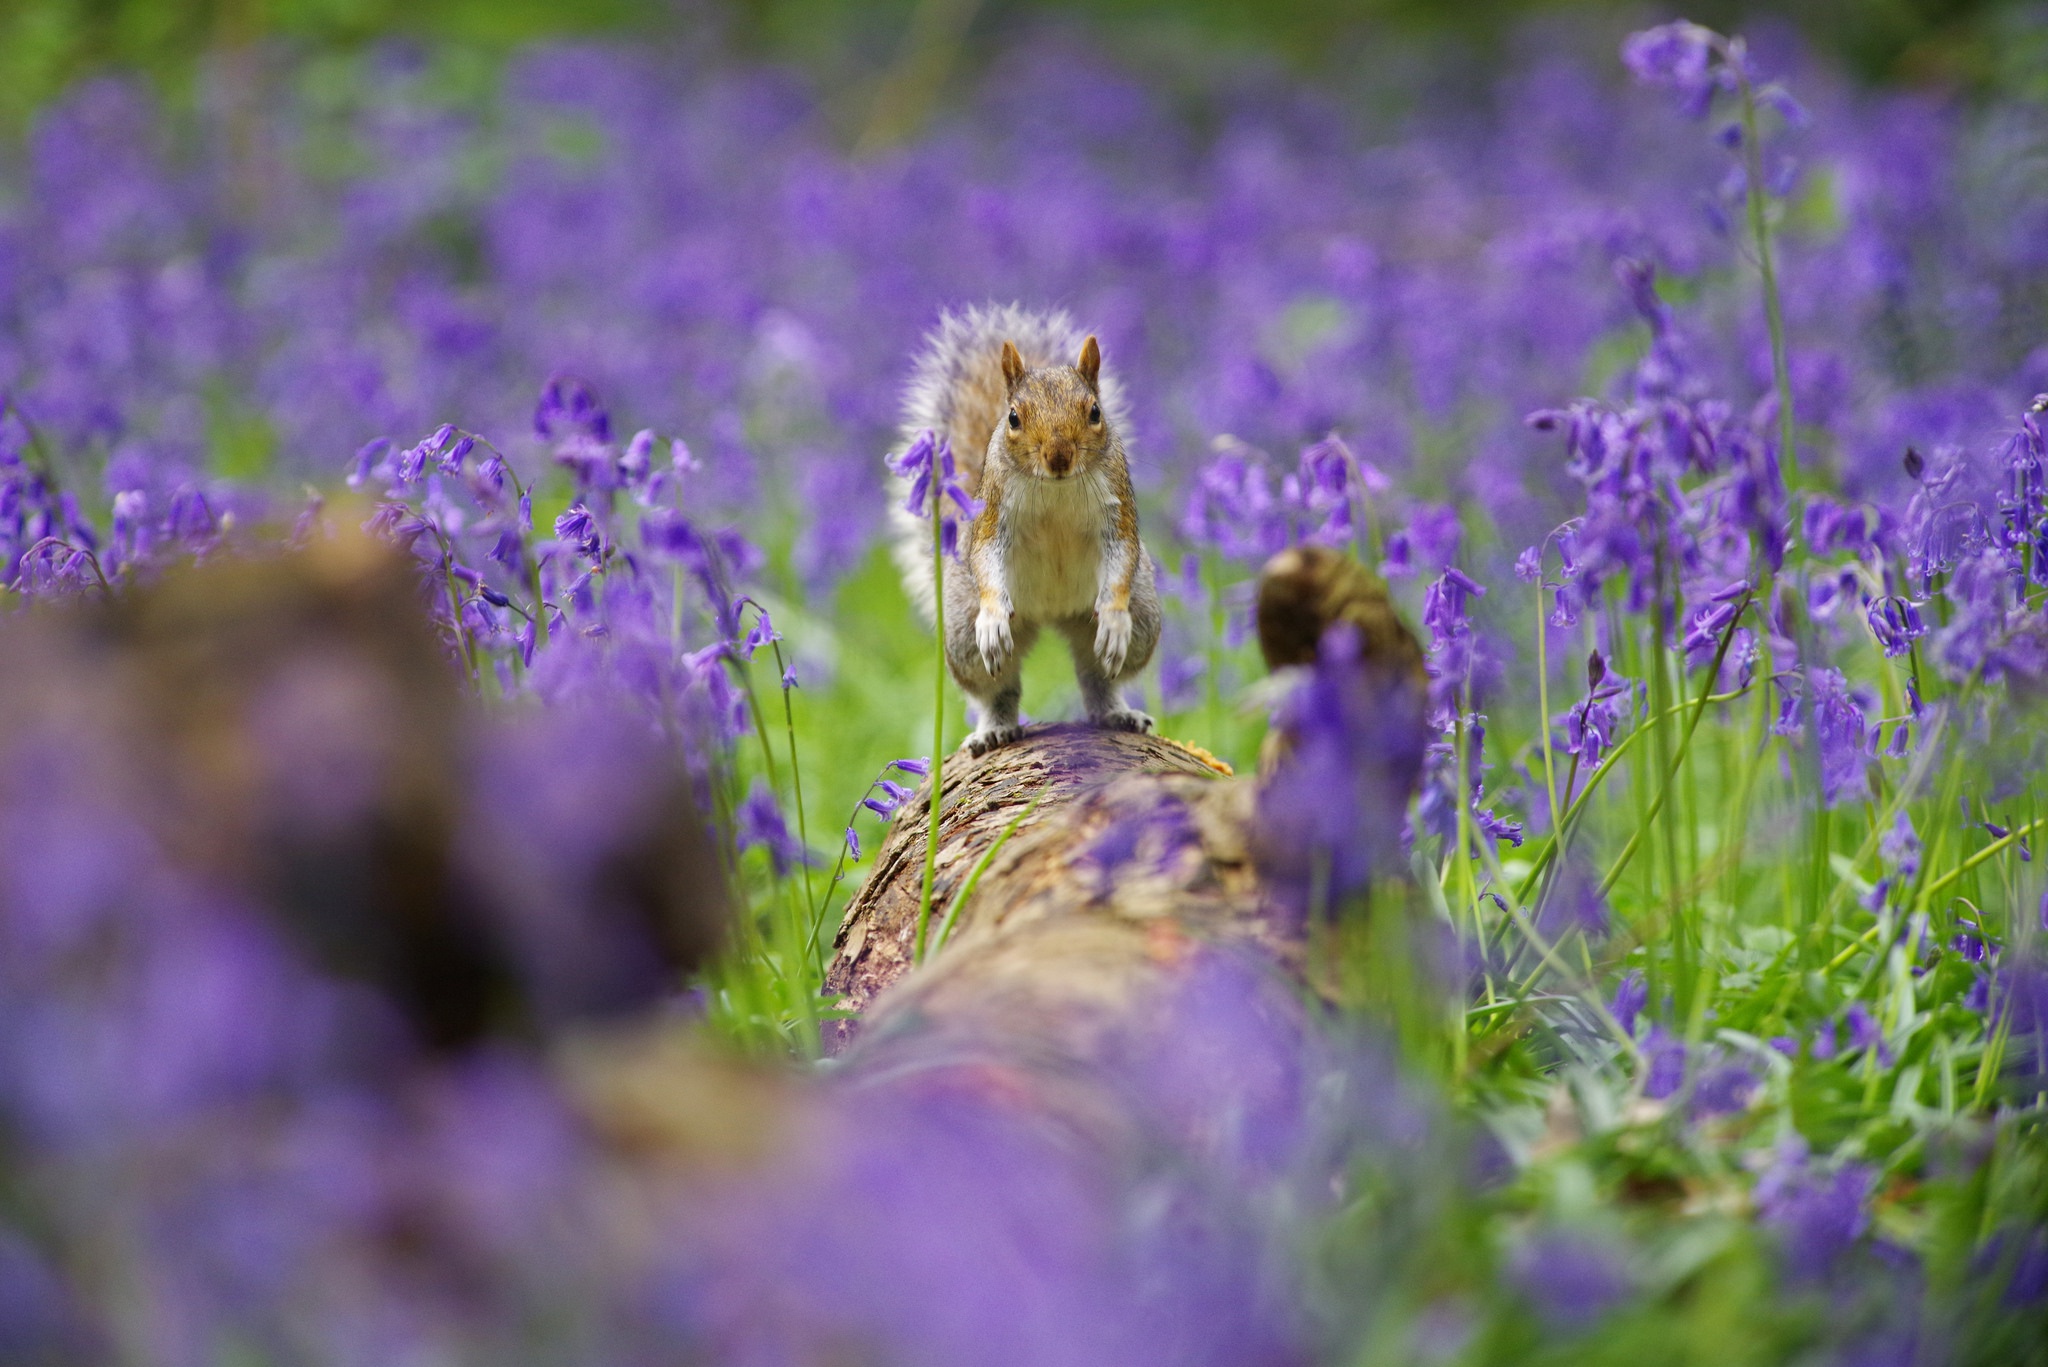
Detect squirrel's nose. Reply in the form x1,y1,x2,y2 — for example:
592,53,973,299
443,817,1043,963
1045,446,1073,476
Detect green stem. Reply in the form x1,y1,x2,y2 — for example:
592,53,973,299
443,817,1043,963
1514,682,1752,904
914,492,947,962
926,794,1041,962
1735,43,1798,484
1593,592,1754,902
1535,579,1561,834
770,638,818,926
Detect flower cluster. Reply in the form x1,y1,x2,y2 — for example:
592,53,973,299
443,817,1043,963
888,429,979,556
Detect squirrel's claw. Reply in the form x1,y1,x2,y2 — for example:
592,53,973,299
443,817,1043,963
1094,606,1133,677
962,722,1027,757
1093,707,1153,735
975,607,1014,674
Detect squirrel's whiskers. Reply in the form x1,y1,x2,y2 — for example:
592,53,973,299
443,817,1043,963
890,304,1161,757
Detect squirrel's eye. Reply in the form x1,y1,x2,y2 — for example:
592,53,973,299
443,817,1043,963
1088,404,1101,424
1008,409,1021,430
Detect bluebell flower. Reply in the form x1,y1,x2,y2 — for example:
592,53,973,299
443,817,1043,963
554,503,604,558
740,605,781,660
1753,1140,1878,1282
1611,970,1649,1037
1643,1026,1688,1099
1255,621,1429,902
1510,1229,1631,1332
1691,1062,1759,1117
888,430,980,558
736,780,804,875
533,374,611,443
1867,595,1927,657
1622,22,1720,119
863,780,913,818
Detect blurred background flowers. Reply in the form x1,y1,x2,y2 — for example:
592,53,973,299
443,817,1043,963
4,0,2048,1362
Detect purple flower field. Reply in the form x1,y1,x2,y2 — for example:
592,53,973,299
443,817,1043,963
3,10,2047,1364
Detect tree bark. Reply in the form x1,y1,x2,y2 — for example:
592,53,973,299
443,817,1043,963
822,724,1292,1061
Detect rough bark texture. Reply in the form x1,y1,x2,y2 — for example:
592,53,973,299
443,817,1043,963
822,723,1280,1057
818,546,1424,1112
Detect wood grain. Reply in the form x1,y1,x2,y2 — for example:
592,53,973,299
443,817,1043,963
820,723,1291,1057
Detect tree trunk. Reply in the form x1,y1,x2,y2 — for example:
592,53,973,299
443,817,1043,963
822,725,1294,1063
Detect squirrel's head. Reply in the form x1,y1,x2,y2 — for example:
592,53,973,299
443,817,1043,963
998,336,1109,482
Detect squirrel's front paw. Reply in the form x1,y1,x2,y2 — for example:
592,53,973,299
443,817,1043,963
975,607,1014,674
1094,606,1133,677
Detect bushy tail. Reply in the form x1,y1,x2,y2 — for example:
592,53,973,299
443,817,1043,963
888,303,1117,622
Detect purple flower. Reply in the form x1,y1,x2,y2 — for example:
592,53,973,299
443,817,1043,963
890,757,930,778
1279,435,1358,546
845,827,862,861
1754,1141,1878,1281
1611,970,1648,1038
534,374,611,443
1179,444,1283,564
1691,1062,1759,1118
1841,1002,1893,1064
620,429,655,485
1622,23,1719,119
1556,674,1635,770
1818,672,1875,807
1255,622,1429,902
554,503,603,558
1472,806,1523,848
1643,1026,1688,1099
740,606,781,660
735,780,803,875
889,430,979,558
441,434,475,474
1881,810,1921,882
1509,1230,1631,1331
1680,591,1748,666
347,437,391,489
1811,1019,1839,1060
473,454,508,500
1421,567,1485,677
1867,596,1928,657
862,780,913,819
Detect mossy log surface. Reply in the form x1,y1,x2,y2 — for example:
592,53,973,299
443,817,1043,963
821,724,1292,1059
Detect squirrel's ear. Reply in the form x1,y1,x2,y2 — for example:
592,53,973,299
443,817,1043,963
1077,335,1101,388
1000,340,1027,390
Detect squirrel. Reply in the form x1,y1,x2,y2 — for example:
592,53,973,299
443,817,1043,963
890,304,1161,757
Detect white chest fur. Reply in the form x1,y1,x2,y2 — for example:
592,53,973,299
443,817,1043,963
996,471,1110,620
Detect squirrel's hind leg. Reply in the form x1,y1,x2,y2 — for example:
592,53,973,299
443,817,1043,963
1064,552,1160,735
1060,615,1155,736
963,682,1027,757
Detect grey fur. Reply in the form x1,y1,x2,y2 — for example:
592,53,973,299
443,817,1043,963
892,304,1158,754
939,544,1160,755
889,303,1130,622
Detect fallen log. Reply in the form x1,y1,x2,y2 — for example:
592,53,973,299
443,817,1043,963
823,544,1425,1073
822,726,1271,1058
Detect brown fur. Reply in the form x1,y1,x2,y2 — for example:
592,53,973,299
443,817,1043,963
940,334,1067,500
949,334,1160,753
891,306,1159,754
